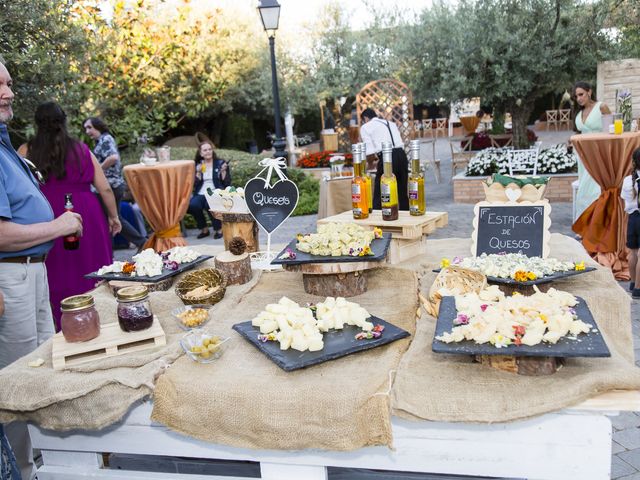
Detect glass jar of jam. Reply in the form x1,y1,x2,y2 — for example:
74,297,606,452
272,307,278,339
116,285,154,332
60,295,101,342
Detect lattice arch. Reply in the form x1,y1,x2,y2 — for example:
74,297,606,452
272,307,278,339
356,78,414,150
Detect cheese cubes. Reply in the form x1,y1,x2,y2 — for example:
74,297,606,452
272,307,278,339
296,223,377,257
251,296,373,352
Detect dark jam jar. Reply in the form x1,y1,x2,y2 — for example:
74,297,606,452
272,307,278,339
116,286,154,332
60,294,101,342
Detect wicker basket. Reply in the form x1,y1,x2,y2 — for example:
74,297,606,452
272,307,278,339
175,268,226,306
426,266,487,317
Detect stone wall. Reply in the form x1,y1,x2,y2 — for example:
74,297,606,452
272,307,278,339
453,173,578,203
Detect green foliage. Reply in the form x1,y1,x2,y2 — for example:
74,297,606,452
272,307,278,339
221,115,256,151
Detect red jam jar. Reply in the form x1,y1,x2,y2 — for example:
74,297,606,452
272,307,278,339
116,286,154,332
60,295,101,342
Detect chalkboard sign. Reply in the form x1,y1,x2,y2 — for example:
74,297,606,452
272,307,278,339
244,158,299,234
471,201,551,258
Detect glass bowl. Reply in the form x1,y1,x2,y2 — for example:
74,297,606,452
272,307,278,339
179,329,228,364
171,304,212,330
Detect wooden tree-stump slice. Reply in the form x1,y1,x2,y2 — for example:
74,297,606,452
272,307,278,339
108,278,174,296
493,282,552,296
302,271,367,297
211,211,259,253
214,251,252,286
281,261,380,275
475,354,563,376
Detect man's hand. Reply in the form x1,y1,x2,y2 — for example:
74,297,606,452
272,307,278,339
55,211,83,237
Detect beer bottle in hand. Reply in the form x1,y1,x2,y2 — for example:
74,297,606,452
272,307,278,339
63,193,80,250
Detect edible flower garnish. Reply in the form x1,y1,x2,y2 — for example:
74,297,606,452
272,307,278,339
358,245,372,256
258,333,276,343
355,324,384,340
526,271,537,280
575,261,585,271
452,256,463,265
440,258,450,268
279,248,297,260
373,227,383,239
513,270,531,282
489,333,511,348
539,313,548,324
122,262,136,274
453,313,469,326
513,325,526,346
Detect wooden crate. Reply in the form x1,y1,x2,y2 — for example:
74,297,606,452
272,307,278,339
52,317,166,370
387,235,427,264
318,210,448,240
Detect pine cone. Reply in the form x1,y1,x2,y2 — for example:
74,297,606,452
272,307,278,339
229,236,247,256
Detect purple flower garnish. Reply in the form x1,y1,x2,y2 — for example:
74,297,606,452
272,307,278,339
454,313,469,326
453,256,463,264
480,304,488,312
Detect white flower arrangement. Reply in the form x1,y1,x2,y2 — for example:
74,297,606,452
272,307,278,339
466,144,577,176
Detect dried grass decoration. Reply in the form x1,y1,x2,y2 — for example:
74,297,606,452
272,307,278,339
175,268,226,306
426,266,487,317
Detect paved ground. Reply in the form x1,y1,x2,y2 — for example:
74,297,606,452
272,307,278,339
115,129,640,479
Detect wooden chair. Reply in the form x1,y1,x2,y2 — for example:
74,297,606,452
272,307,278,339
489,134,513,149
413,120,422,138
434,118,448,138
507,147,540,176
545,110,559,131
421,119,433,137
448,136,475,179
558,109,572,130
420,137,441,184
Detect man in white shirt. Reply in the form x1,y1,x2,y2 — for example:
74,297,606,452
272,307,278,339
359,108,409,210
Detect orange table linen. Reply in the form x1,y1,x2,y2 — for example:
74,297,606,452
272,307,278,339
123,160,195,252
459,116,480,135
571,132,640,280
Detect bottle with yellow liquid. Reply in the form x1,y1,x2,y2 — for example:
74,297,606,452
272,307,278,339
408,139,426,216
359,142,373,213
351,144,369,219
380,141,399,221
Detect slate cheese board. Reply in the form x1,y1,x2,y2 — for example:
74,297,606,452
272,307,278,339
271,233,392,266
233,315,410,371
433,266,596,285
432,296,610,358
85,255,213,283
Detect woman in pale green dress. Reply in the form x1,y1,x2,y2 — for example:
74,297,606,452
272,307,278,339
573,81,611,219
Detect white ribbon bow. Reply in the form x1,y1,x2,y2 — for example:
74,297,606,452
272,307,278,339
258,157,288,186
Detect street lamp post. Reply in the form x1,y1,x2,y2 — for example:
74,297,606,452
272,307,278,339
257,0,287,161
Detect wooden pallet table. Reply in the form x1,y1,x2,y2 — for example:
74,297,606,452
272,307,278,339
51,317,166,370
318,210,448,264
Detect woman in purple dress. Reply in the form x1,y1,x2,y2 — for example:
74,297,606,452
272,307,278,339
23,102,121,330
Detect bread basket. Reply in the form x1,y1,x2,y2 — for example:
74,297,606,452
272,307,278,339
175,268,226,306
426,266,487,317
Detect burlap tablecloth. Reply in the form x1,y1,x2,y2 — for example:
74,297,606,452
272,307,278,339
391,234,640,423
151,267,418,451
0,247,259,430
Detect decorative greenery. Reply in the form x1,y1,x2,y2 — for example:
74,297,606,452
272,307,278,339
466,144,577,176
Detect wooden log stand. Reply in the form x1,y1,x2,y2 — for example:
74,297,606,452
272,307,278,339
282,260,380,297
214,251,252,286
475,354,563,376
211,212,259,253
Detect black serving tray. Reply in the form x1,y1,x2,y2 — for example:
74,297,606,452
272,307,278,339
432,296,610,358
433,266,596,285
271,233,391,266
233,315,410,371
85,255,213,283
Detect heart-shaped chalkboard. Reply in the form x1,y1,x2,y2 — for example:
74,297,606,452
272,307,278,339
244,178,299,234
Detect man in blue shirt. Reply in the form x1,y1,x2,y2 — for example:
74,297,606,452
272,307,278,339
0,60,83,480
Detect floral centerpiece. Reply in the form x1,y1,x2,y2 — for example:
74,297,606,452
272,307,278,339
297,151,353,169
616,89,633,132
466,144,577,177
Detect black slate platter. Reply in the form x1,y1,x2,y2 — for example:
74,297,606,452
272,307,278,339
233,315,410,371
271,233,391,266
85,255,213,283
432,266,596,285
432,296,610,358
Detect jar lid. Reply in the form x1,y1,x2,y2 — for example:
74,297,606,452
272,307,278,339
116,285,149,302
60,294,95,312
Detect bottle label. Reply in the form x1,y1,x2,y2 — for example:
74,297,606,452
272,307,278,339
351,184,361,203
409,181,419,199
382,207,391,216
410,205,419,213
381,184,391,203
353,207,362,217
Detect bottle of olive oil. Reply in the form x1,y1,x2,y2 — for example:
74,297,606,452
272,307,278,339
351,144,369,219
359,142,373,213
380,141,399,221
408,139,426,216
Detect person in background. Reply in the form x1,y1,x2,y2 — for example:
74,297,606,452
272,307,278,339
24,102,121,330
621,148,640,299
359,108,409,210
0,59,83,480
187,141,231,239
572,81,611,219
83,117,146,250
